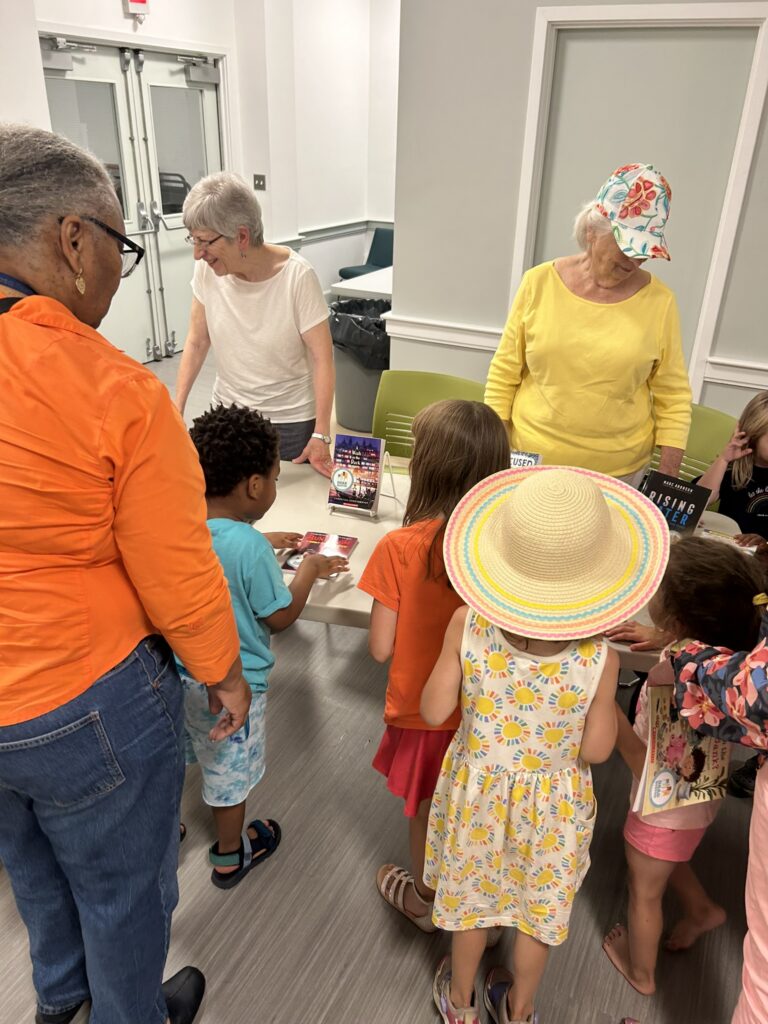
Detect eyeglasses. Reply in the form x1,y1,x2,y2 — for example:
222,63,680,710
184,233,224,250
59,216,145,279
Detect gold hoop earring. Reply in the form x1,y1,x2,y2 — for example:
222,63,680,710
74,270,86,296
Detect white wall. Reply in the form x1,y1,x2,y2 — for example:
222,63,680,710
367,0,400,221
293,0,370,230
7,0,397,291
0,0,50,127
34,0,236,48
30,0,398,240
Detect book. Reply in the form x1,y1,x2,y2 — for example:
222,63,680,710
280,532,358,573
510,450,542,468
639,470,711,533
328,434,385,515
633,684,730,817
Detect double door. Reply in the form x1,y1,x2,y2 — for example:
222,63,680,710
41,39,222,364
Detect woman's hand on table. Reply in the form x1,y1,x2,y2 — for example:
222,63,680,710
293,437,333,478
264,531,303,550
604,620,672,652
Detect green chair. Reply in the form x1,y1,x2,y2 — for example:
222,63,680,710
650,402,736,482
371,370,485,457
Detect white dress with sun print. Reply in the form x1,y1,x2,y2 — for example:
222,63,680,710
424,611,605,945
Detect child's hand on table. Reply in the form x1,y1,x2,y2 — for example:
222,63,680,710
735,533,768,552
264,531,304,550
604,619,672,652
300,553,349,579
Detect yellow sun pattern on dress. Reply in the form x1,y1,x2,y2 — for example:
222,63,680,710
424,611,606,946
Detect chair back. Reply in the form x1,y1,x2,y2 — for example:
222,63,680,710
368,227,394,269
650,402,736,481
371,370,485,457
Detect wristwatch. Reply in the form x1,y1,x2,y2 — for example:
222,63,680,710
311,431,332,444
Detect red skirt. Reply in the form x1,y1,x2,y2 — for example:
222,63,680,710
373,725,455,817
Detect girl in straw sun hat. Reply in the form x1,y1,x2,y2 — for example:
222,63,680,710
420,465,669,1024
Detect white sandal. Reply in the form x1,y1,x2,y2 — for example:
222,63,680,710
375,863,437,932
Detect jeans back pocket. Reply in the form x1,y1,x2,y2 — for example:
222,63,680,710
0,711,125,809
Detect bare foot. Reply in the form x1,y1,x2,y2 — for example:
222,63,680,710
665,905,726,952
602,925,656,996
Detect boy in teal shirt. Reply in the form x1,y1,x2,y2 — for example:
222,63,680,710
179,405,347,888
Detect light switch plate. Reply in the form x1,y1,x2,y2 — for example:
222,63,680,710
253,174,267,191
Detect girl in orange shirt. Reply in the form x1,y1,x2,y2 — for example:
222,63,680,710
359,399,509,930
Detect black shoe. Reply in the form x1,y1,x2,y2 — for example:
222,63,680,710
163,966,206,1024
728,754,761,798
35,1003,85,1024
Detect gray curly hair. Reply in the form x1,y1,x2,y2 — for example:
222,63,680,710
0,123,118,250
182,172,264,247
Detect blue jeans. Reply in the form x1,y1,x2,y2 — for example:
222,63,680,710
0,636,185,1024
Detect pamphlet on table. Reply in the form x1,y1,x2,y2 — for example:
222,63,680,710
328,434,385,516
280,532,359,573
639,470,711,533
633,684,729,817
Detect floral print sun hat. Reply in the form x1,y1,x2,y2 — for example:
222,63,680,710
595,163,672,261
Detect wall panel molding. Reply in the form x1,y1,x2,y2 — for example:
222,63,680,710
385,313,501,353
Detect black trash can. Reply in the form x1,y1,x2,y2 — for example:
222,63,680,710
330,298,391,432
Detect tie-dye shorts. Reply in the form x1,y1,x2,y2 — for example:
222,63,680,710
181,676,266,807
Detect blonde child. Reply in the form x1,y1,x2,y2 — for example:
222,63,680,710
604,536,766,995
359,400,510,930
421,466,668,1024
698,391,768,547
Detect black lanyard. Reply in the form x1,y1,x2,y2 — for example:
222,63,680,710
0,273,36,296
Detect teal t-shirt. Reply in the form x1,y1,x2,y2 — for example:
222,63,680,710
176,519,292,693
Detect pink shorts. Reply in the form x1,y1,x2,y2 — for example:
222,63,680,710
623,810,707,863
372,725,454,817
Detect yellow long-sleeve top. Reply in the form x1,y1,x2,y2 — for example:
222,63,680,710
485,262,692,477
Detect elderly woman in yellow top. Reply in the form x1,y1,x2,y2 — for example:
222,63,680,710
485,164,692,482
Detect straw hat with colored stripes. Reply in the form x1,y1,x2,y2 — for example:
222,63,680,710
443,466,669,640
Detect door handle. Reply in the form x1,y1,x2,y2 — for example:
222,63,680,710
150,200,170,230
135,201,157,234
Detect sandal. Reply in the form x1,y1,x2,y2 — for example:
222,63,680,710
375,863,437,932
209,818,281,890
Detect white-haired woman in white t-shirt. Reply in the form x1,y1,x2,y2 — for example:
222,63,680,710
175,172,334,477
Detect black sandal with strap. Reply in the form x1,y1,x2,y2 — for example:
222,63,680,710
209,818,281,890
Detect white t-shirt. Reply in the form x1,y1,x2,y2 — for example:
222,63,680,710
192,250,328,422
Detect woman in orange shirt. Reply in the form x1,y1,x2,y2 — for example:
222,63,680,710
0,124,249,1024
359,400,509,931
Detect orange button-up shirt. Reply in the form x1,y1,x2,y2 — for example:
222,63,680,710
0,296,240,726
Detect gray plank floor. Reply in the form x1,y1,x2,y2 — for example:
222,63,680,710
1,355,752,1023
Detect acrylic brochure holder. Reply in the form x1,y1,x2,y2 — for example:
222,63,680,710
327,434,397,521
